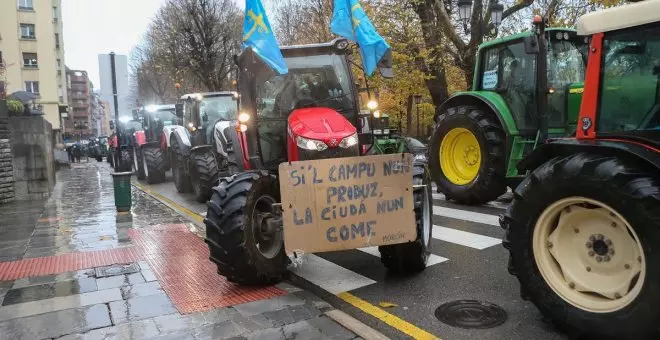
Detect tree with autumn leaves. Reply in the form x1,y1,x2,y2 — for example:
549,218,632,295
130,0,627,135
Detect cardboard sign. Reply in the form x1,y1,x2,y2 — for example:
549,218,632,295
278,153,416,255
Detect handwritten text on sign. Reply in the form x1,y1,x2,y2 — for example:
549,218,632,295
279,153,416,254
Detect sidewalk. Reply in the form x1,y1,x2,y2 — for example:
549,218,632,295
0,161,367,340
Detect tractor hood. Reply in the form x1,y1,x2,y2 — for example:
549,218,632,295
288,107,356,144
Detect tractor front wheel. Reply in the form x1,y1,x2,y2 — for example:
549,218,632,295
192,151,219,203
429,105,506,205
143,146,167,184
378,163,432,273
170,141,191,193
205,171,288,285
502,153,660,338
118,149,132,172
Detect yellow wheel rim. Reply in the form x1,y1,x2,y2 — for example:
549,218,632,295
440,128,481,185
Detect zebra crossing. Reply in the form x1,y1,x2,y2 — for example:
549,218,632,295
290,185,511,296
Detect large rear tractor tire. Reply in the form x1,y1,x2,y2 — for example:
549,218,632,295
133,147,145,180
192,151,219,203
143,146,167,184
429,105,506,205
170,140,191,193
378,163,432,273
501,153,660,339
118,149,133,172
204,171,288,285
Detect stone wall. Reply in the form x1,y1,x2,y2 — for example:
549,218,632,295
8,116,56,201
0,100,14,204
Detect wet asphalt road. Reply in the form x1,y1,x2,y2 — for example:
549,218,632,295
138,173,569,340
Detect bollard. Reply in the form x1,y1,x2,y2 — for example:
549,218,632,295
111,171,133,212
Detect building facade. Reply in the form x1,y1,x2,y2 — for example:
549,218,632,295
64,68,92,140
0,0,68,134
98,53,130,118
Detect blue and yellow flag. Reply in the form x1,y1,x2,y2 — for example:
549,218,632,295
243,0,288,74
330,0,390,76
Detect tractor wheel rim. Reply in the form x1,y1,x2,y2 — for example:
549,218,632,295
532,196,645,313
252,195,282,259
142,153,149,177
440,127,481,185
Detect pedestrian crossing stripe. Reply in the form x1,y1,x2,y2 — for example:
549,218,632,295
358,246,449,266
433,206,501,226
432,225,501,249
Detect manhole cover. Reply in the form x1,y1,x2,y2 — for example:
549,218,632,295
435,300,507,329
95,263,140,278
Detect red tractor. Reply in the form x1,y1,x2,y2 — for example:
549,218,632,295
501,2,660,338
204,39,433,284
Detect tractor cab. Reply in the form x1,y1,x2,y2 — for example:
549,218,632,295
140,104,179,143
235,38,362,170
175,92,238,148
477,27,589,135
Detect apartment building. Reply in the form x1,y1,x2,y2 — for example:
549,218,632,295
0,0,68,135
64,68,92,140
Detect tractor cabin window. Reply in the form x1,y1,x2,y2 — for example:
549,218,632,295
598,23,660,134
480,42,537,132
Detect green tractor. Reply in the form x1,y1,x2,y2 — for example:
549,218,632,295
429,22,590,204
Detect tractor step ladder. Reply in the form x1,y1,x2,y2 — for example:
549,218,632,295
506,131,541,177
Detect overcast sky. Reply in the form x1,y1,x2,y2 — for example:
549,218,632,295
62,0,245,89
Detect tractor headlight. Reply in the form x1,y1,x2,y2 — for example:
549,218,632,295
367,100,378,110
296,136,328,151
414,154,427,162
373,110,381,118
339,133,358,148
239,123,248,132
238,112,250,123
187,122,196,132
372,129,383,135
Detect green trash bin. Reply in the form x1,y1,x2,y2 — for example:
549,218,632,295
111,171,133,212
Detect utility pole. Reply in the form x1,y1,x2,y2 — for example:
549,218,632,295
110,52,120,172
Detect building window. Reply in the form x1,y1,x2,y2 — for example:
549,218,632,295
53,6,58,22
55,33,60,48
22,53,38,68
20,24,36,39
18,0,33,10
56,59,61,71
0,51,4,66
25,81,39,94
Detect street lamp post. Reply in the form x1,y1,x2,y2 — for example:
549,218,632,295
413,95,422,137
457,0,505,34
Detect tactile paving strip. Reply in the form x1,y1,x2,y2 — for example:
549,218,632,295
0,223,286,314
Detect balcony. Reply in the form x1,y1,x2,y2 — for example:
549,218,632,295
72,101,89,110
69,84,88,92
69,75,87,83
70,92,88,100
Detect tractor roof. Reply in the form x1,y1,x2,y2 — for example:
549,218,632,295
577,0,660,36
478,28,576,51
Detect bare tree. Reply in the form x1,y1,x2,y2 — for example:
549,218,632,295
272,0,334,45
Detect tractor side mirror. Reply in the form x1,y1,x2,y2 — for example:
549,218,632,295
201,112,208,123
175,103,184,118
109,120,115,130
524,36,540,54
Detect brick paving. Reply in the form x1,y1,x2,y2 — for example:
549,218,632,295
0,162,362,339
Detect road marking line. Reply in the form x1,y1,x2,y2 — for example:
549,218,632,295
433,206,500,226
432,225,501,249
290,254,376,295
132,182,204,224
358,247,448,266
337,292,440,340
325,309,390,340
